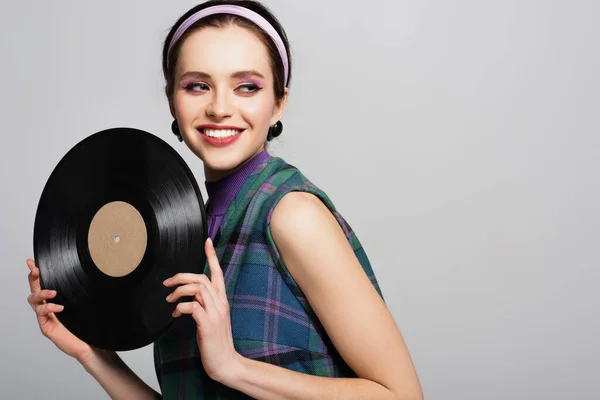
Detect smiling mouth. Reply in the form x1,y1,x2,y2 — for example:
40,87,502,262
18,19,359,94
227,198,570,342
199,128,244,138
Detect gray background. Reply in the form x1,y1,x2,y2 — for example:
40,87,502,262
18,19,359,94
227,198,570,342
1,0,598,399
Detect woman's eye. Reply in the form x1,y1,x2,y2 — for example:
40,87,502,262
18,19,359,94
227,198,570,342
237,83,262,94
184,82,209,92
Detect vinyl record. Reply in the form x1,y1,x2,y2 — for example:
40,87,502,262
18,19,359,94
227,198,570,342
33,127,207,351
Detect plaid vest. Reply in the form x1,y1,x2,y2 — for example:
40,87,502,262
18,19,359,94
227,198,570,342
153,155,383,399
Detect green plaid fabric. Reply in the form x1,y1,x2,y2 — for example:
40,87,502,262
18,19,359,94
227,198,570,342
153,155,383,399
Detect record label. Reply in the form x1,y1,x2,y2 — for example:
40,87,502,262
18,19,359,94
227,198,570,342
87,200,148,278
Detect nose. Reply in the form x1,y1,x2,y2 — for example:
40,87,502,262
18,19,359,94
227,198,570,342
205,89,234,120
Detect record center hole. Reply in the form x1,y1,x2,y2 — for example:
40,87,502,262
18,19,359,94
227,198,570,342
114,236,121,243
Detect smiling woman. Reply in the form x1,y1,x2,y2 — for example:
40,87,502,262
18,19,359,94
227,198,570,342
168,18,287,179
25,1,423,399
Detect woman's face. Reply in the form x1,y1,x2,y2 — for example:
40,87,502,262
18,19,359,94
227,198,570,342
170,24,287,181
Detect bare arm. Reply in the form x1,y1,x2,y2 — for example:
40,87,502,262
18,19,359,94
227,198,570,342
224,354,406,400
79,349,161,400
217,192,423,399
26,259,162,400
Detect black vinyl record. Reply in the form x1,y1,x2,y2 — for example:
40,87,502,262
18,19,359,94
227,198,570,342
33,127,207,351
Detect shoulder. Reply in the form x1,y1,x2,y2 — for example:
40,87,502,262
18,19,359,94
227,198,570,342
271,190,328,221
269,190,361,291
270,191,338,249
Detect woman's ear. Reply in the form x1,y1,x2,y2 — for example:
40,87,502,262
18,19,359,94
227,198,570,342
270,88,289,126
166,87,176,119
168,101,176,120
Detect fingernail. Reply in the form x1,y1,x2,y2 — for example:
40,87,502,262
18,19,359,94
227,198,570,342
165,293,171,301
163,278,171,285
207,238,212,245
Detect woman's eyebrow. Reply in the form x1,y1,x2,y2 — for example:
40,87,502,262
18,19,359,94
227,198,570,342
179,70,266,80
180,71,211,80
231,70,265,79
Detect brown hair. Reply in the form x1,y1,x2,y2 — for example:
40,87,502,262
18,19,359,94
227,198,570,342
162,0,292,105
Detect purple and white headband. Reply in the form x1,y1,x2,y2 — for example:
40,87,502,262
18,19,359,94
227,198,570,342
166,4,289,85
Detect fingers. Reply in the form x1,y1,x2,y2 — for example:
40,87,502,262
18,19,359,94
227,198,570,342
28,288,64,320
164,272,211,287
27,259,37,273
35,302,64,316
205,238,227,304
167,281,225,315
27,289,56,308
26,260,64,318
164,271,224,303
196,282,218,315
164,238,228,306
173,300,209,326
166,283,205,305
27,259,41,293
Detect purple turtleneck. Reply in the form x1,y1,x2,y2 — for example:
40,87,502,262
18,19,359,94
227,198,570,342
205,150,270,241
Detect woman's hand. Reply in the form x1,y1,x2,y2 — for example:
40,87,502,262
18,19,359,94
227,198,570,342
26,259,95,363
164,238,242,384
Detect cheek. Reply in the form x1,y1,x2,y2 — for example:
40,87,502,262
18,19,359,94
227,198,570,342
173,93,201,121
240,98,275,126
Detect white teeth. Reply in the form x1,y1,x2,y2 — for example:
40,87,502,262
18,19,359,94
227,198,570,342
203,129,241,138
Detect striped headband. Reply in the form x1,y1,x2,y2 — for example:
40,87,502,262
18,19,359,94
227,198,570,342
166,4,289,85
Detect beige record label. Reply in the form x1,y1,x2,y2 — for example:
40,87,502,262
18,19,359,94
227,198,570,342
87,200,148,277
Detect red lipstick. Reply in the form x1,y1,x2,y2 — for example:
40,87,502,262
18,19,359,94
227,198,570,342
196,124,245,147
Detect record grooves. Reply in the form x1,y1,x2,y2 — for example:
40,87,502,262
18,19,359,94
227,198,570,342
33,127,207,351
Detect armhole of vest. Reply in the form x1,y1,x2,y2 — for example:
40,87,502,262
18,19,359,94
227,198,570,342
263,183,340,318
264,181,385,308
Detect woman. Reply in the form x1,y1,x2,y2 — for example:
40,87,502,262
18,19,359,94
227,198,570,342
26,1,423,398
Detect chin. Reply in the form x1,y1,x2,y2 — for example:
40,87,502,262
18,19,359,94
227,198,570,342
204,156,240,171
201,147,254,172
184,133,264,174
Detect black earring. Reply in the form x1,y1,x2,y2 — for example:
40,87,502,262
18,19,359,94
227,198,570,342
267,120,283,141
171,120,183,142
